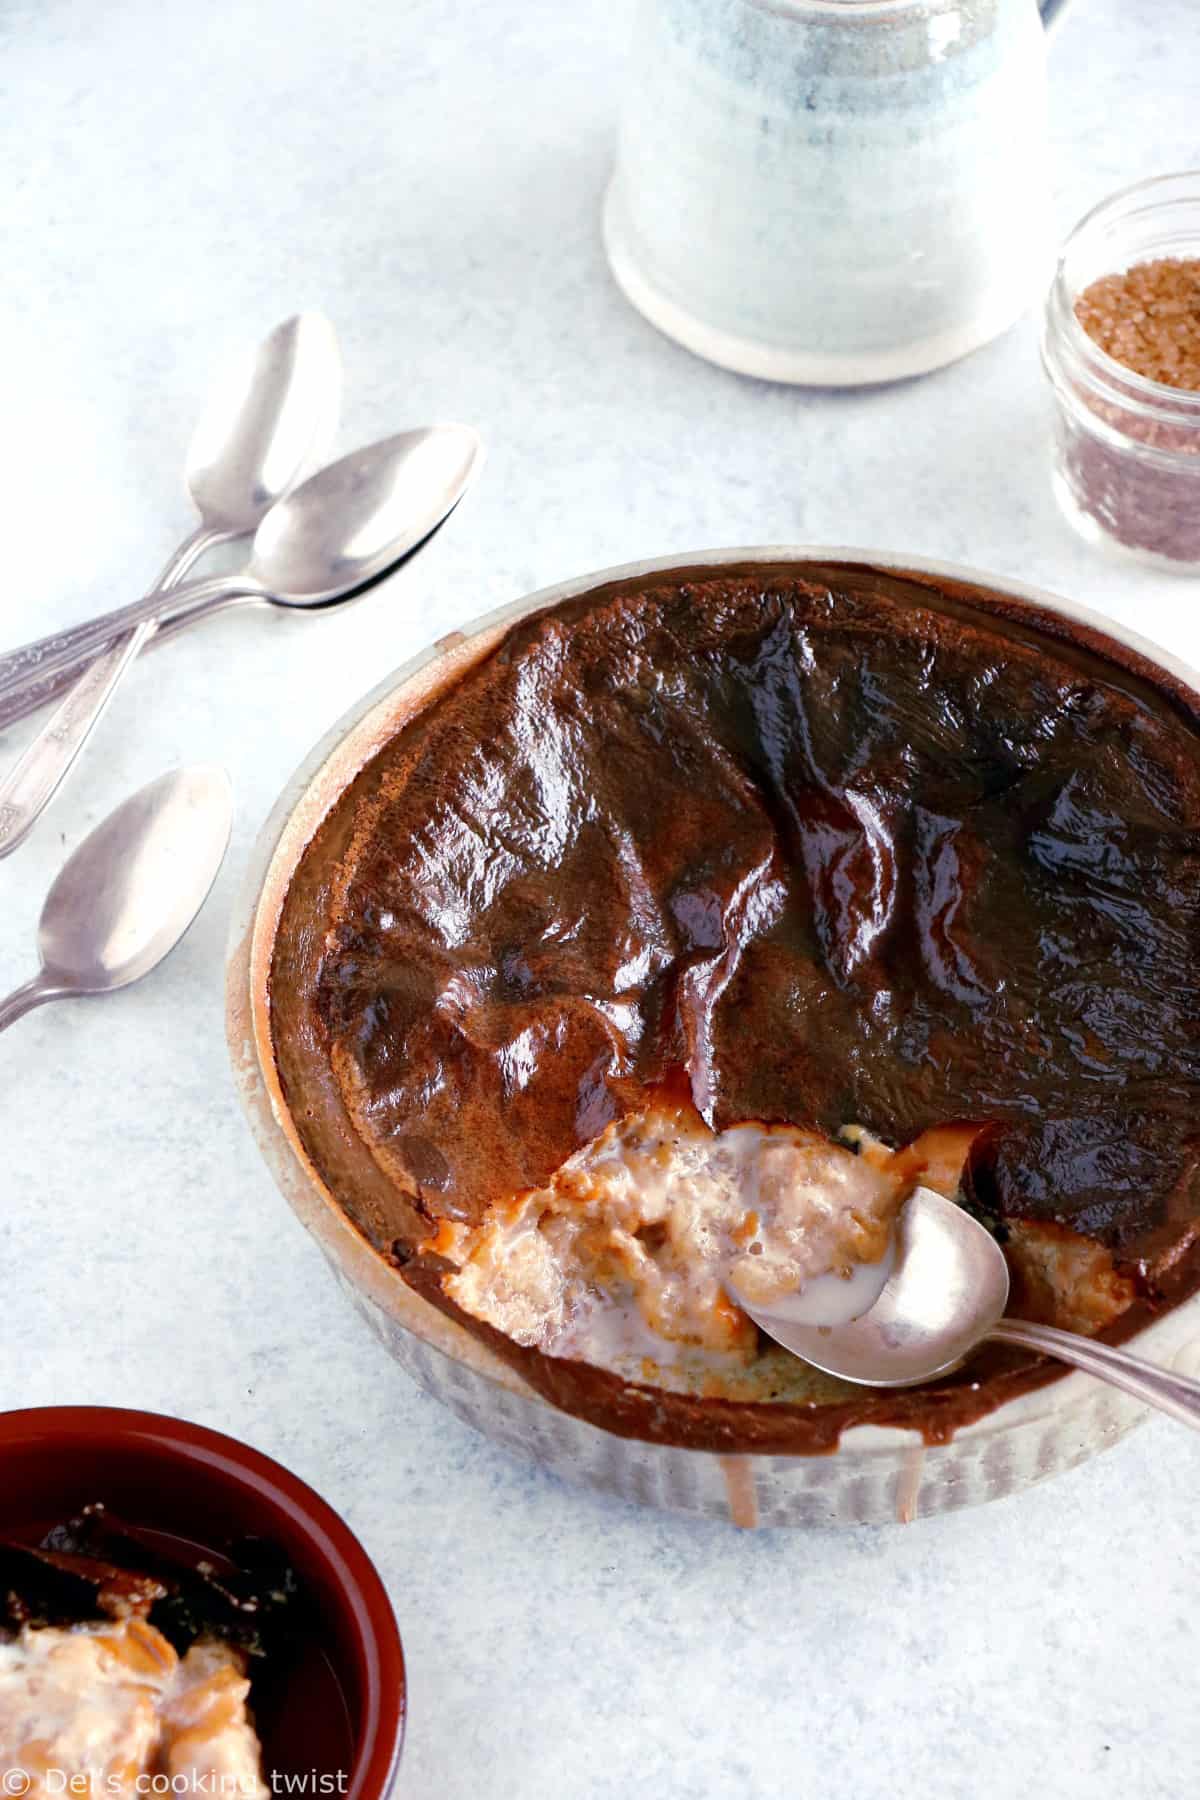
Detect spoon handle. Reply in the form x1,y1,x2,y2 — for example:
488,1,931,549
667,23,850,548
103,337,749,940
989,1317,1200,1430
0,597,262,731
152,521,227,594
0,624,154,859
0,571,251,701
0,527,239,851
0,973,61,1034
0,525,231,730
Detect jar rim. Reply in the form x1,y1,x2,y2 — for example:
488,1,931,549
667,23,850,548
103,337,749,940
1049,170,1200,424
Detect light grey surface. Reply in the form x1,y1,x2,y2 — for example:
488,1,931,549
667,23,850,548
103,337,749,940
3,2,1198,1796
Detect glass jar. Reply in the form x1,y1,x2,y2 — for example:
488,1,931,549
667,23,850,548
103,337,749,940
1042,172,1200,573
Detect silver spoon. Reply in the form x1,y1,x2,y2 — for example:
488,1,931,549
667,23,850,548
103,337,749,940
0,425,484,708
174,310,341,563
0,765,233,1033
733,1186,1200,1430
0,314,340,856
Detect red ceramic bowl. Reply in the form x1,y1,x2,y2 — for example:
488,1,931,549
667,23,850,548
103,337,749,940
0,1407,405,1797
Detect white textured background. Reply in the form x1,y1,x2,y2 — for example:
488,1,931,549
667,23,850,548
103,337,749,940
3,2,1199,1796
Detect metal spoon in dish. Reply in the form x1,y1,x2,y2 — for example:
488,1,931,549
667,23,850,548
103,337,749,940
0,424,484,711
0,313,340,857
732,1185,1200,1429
0,765,232,1033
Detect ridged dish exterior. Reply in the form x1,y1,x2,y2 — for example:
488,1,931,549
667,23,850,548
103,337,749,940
226,548,1200,1528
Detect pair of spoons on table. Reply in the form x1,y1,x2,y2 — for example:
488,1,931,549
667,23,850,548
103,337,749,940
0,312,483,854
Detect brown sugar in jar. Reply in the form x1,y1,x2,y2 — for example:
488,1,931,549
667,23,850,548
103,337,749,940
1042,175,1200,571
1075,257,1200,392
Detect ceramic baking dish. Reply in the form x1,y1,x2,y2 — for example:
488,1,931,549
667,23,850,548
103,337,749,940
226,548,1200,1527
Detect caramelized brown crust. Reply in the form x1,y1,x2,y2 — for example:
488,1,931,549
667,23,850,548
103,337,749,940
269,561,1200,1451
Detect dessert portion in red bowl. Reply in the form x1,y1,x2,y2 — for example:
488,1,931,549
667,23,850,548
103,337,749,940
267,559,1200,1454
0,1409,404,1798
1,1510,293,1793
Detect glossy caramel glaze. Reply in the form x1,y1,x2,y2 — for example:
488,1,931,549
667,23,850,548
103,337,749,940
270,562,1200,1451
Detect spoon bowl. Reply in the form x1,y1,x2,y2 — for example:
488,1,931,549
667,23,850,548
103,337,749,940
0,766,232,1033
185,312,341,535
739,1188,1009,1386
247,424,485,605
739,1184,1200,1432
39,765,233,993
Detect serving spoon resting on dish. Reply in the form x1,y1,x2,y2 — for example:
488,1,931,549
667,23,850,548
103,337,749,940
732,1186,1200,1429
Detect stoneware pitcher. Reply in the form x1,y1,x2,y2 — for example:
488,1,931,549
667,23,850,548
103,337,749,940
604,0,1074,385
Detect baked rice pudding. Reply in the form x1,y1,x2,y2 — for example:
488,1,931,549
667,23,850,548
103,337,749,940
268,561,1200,1451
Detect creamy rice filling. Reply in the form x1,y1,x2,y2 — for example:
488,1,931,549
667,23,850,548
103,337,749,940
423,1099,1143,1393
427,1100,939,1378
0,1619,267,1797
